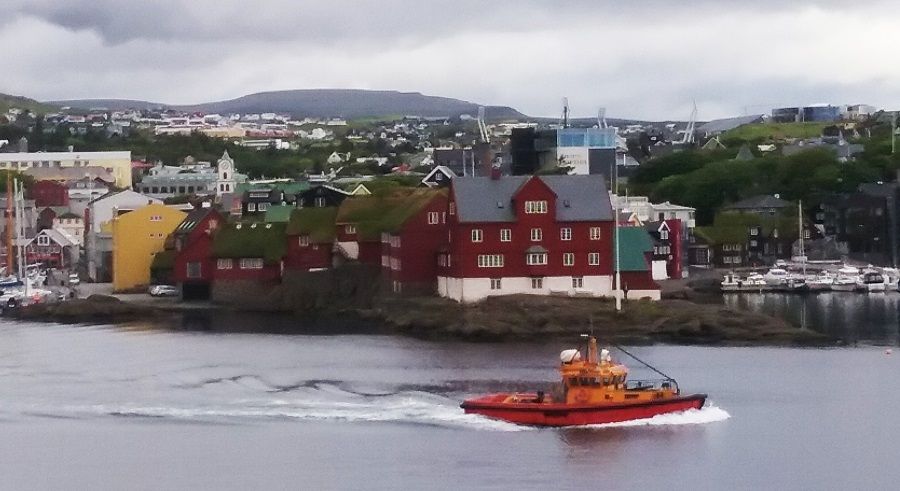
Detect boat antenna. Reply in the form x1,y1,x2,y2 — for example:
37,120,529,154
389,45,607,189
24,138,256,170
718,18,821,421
611,343,675,382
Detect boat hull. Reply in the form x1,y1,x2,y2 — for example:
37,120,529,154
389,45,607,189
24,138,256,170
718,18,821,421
461,393,707,427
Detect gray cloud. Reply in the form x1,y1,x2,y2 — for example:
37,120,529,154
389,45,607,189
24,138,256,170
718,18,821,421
2,1,899,119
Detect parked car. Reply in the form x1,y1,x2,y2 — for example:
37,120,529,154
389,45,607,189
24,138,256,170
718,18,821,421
68,273,80,286
149,285,178,297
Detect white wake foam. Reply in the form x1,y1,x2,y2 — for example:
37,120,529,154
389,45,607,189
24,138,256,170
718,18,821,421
577,404,731,429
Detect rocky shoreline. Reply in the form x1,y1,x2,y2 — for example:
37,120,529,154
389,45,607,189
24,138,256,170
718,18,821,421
7,292,834,346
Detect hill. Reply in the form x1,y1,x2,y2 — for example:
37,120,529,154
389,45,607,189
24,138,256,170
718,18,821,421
50,89,526,120
0,93,58,115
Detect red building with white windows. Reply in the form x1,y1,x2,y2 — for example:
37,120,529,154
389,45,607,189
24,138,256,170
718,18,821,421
379,189,449,294
437,175,659,302
285,207,337,271
212,222,286,283
171,206,223,299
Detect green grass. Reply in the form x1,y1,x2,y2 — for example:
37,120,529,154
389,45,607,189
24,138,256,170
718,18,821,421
212,222,287,263
721,122,829,143
0,93,59,115
286,207,338,242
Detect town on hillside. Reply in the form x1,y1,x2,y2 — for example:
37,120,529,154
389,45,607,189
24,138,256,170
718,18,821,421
0,99,898,305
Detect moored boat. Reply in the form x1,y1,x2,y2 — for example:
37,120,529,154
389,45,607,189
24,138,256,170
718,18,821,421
831,266,859,292
857,269,886,293
460,336,706,427
806,271,834,292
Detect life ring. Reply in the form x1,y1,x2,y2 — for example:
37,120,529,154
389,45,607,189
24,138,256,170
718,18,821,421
573,389,590,404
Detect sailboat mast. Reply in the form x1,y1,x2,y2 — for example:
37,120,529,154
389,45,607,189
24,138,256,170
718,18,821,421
5,172,12,276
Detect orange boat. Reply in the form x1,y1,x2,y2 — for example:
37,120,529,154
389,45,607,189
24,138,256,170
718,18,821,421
461,336,706,427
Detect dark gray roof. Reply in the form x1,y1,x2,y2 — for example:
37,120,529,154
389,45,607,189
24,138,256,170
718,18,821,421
725,195,792,210
452,175,613,223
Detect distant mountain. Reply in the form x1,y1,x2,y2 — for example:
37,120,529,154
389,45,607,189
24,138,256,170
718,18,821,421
50,89,527,120
0,93,59,115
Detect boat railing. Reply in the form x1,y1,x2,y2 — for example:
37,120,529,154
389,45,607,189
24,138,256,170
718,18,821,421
625,378,679,393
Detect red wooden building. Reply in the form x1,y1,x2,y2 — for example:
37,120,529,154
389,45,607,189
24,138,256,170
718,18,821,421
379,189,449,294
285,207,337,271
171,206,223,299
212,221,286,283
28,180,69,207
437,175,658,303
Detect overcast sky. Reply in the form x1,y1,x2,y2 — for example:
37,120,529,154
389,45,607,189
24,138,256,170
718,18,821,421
3,0,899,120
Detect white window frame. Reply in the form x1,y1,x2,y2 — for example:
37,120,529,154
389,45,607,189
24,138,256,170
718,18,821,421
572,277,584,289
427,212,439,225
589,227,601,240
490,278,502,290
36,235,50,246
314,197,326,207
588,252,600,266
298,235,310,247
500,228,511,242
247,203,256,212
530,228,542,242
258,202,268,212
346,225,356,234
471,229,483,243
560,228,572,241
477,254,504,268
531,277,544,289
217,258,233,270
660,229,669,240
526,252,548,265
525,200,548,214
563,252,574,266
239,258,264,270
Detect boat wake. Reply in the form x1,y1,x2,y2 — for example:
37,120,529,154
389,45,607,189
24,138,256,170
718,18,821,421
575,404,731,430
12,383,527,432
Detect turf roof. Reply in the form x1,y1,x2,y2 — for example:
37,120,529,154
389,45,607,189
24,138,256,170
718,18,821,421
335,188,446,240
264,205,294,223
212,222,287,264
286,207,338,243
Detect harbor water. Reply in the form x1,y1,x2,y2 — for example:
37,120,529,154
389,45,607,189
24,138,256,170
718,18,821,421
1,317,899,490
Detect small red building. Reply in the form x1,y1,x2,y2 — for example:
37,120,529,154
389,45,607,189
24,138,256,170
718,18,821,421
24,228,77,268
333,197,386,265
171,206,223,299
29,180,70,207
212,221,286,283
380,189,449,294
285,207,337,271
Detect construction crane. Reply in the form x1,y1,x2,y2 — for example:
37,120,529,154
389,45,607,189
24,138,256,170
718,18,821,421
681,100,697,145
597,107,608,129
477,106,490,144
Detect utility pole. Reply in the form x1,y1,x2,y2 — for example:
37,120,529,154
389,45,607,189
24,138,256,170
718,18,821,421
614,152,622,312
892,111,897,155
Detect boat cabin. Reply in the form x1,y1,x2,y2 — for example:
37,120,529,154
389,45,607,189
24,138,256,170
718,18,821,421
558,336,677,405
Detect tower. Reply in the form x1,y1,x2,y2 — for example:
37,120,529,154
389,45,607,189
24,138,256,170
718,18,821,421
215,150,235,196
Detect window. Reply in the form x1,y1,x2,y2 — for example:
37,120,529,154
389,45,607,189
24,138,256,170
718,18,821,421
563,253,574,266
589,227,601,240
750,227,759,236
471,229,483,242
239,258,264,269
298,235,310,247
247,203,256,212
477,254,504,268
490,278,502,290
588,252,600,265
531,277,544,289
526,252,548,265
660,229,669,240
560,228,572,241
572,277,584,289
149,215,162,222
315,197,326,207
427,212,439,225
36,236,50,246
525,200,548,214
345,225,357,234
530,228,542,241
500,229,511,242
217,259,233,270
186,262,202,279
258,202,268,212
449,202,455,215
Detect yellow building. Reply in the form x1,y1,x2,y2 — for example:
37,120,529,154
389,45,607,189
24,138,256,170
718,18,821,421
111,203,187,292
0,151,133,188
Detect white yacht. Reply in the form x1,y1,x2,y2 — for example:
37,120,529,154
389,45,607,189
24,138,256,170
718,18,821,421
857,269,886,293
806,271,834,292
831,266,859,292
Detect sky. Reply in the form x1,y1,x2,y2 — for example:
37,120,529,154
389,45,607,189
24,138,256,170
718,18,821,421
2,0,899,120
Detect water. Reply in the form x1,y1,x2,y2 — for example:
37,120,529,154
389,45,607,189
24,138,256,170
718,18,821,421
0,319,898,490
724,291,900,344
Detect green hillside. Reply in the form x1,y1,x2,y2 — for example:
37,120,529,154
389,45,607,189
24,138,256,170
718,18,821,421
721,122,829,143
0,93,58,115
